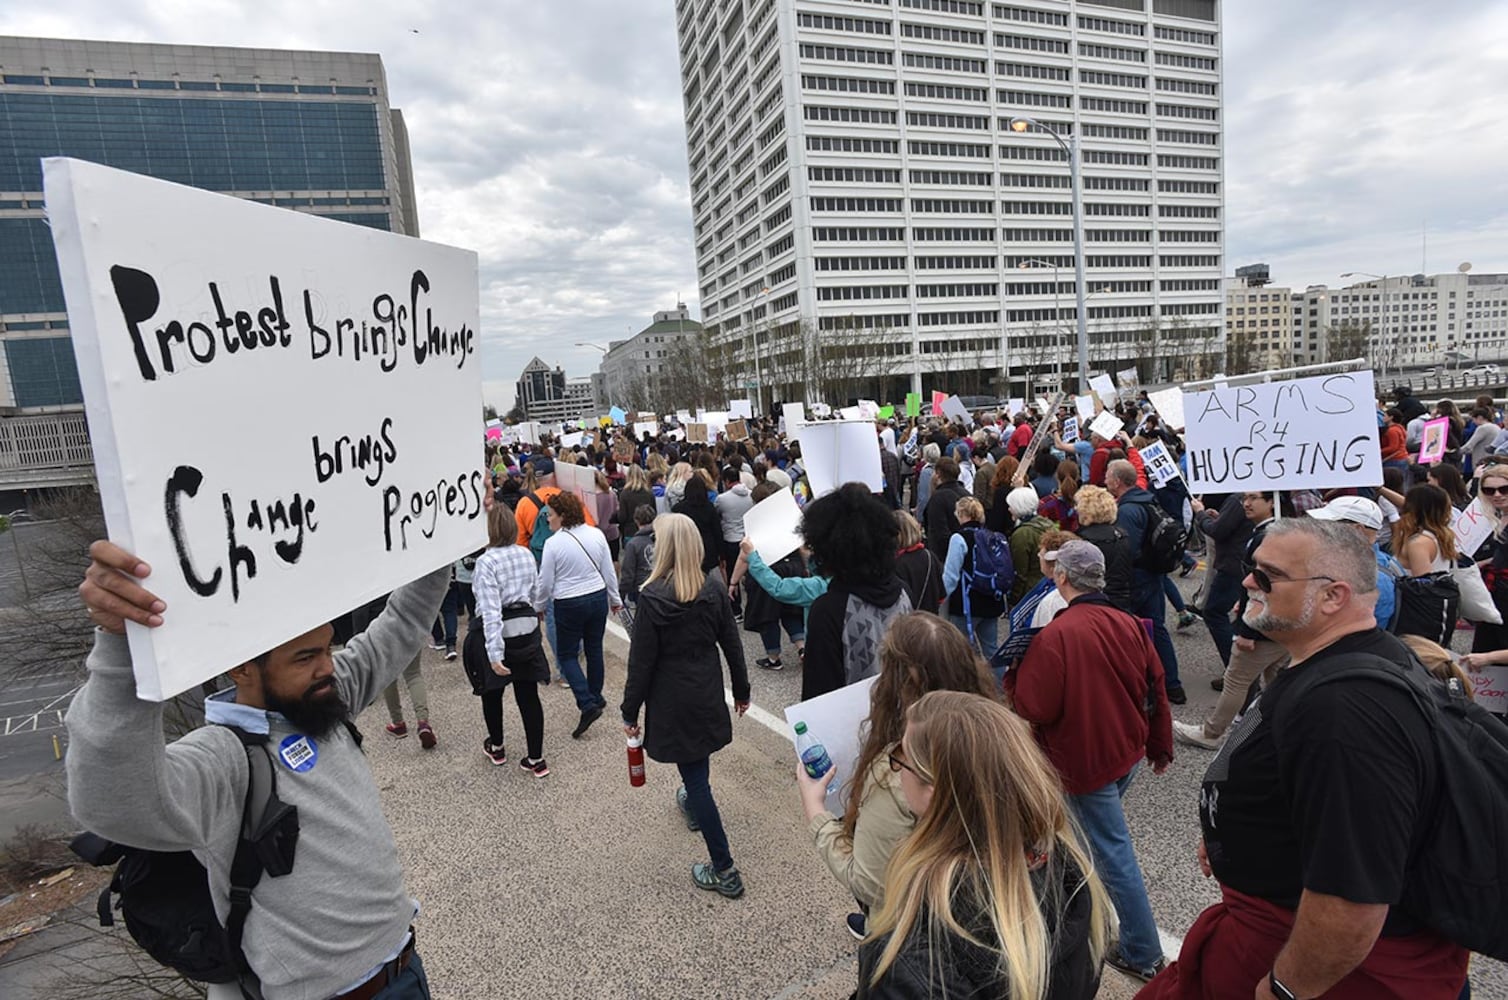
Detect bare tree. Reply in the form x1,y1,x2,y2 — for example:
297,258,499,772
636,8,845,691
1325,320,1372,364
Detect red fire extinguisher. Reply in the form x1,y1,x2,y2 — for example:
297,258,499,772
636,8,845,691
627,735,646,787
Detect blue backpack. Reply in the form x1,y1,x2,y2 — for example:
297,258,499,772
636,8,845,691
965,525,1015,602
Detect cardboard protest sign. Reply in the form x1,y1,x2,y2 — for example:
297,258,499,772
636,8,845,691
931,390,946,417
1062,416,1079,443
1074,395,1096,422
45,158,482,700
1147,387,1186,431
1183,370,1382,493
1088,410,1123,441
782,402,806,441
1467,663,1508,714
687,423,709,444
1116,367,1141,403
743,488,805,565
783,675,879,815
857,399,879,420
1136,441,1182,488
905,392,921,418
726,418,749,441
1418,417,1450,465
801,421,884,497
1089,373,1118,409
633,421,659,439
1452,496,1496,558
553,461,600,506
729,399,753,419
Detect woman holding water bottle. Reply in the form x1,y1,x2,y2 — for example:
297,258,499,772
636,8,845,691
795,612,1000,940
621,514,751,899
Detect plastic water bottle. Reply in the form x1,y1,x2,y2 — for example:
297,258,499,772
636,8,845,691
626,735,646,787
794,722,834,780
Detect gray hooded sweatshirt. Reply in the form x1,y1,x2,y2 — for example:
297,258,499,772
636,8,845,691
65,567,449,1000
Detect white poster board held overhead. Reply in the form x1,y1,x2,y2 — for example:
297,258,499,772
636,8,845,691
782,402,806,442
45,158,484,700
1089,373,1118,409
1088,410,1123,442
1182,370,1382,493
940,395,973,427
729,399,753,419
1147,387,1187,431
1074,395,1096,422
801,421,884,498
743,488,805,565
1136,441,1182,489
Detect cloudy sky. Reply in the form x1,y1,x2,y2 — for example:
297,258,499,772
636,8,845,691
4,1,1505,410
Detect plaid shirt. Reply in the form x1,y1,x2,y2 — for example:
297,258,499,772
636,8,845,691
471,545,540,663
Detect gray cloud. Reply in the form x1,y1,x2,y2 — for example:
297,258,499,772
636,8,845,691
3,1,1504,410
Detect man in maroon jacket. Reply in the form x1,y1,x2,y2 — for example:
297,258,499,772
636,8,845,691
1007,540,1174,983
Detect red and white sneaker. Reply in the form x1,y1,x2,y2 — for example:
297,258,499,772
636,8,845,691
519,756,550,778
385,722,409,739
417,721,436,750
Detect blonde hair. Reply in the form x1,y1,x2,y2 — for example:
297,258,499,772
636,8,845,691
1075,485,1117,526
624,464,651,492
954,496,985,524
868,692,1111,997
1480,464,1508,540
644,513,706,603
666,462,693,489
895,510,925,549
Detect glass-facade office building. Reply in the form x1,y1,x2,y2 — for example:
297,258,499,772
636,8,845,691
0,36,419,416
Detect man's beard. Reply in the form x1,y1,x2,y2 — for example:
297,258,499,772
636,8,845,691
265,678,349,739
1243,587,1317,635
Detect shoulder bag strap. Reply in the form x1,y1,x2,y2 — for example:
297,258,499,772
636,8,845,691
565,529,610,591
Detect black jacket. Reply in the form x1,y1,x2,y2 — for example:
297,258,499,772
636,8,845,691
923,480,970,562
672,494,723,572
620,576,750,764
804,574,909,701
617,487,655,537
1197,493,1253,579
857,856,1100,1000
1113,486,1162,595
985,482,1015,534
895,546,946,615
1077,522,1134,611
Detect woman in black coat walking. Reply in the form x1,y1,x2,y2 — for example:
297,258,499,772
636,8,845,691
672,473,723,573
621,513,752,899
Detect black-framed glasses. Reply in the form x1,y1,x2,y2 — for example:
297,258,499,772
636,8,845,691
1250,567,1336,593
888,746,921,778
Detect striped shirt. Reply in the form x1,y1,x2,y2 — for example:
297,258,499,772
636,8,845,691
472,545,540,664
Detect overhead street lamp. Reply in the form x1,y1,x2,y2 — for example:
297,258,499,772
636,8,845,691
1008,115,1088,392
1339,271,1390,378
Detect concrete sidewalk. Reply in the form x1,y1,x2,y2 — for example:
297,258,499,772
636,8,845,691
365,629,1144,1000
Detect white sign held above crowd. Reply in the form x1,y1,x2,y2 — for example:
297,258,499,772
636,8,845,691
743,488,805,565
46,159,484,700
1136,441,1182,489
782,402,806,441
1183,370,1382,493
801,420,884,498
1087,409,1123,442
1074,395,1096,422
1147,387,1186,431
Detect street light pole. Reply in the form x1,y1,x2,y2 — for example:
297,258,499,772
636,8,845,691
1010,117,1088,392
1340,271,1388,378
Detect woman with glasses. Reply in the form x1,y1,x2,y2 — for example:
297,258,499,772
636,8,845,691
1466,461,1508,712
854,691,1110,999
795,613,999,940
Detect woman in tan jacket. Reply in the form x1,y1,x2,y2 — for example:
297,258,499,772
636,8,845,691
796,612,1000,940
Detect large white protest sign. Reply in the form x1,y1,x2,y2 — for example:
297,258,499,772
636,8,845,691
1452,496,1496,559
1088,409,1123,441
1089,373,1118,409
941,395,973,427
1074,395,1096,422
1137,441,1182,489
1007,398,1026,418
782,402,806,441
729,399,753,419
46,159,482,700
743,488,805,565
857,399,879,420
837,405,863,422
633,421,659,439
1183,370,1382,493
784,675,878,814
801,421,884,497
559,431,584,449
1147,387,1187,431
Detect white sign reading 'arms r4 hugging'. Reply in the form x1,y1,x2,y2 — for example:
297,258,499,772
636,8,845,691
45,159,485,701
1182,370,1382,493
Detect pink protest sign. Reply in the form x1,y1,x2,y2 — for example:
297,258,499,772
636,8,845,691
485,426,503,443
931,391,946,417
1418,416,1450,465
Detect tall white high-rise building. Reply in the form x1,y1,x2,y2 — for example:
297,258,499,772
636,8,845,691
674,0,1224,404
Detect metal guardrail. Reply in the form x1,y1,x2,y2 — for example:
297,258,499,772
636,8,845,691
0,412,95,488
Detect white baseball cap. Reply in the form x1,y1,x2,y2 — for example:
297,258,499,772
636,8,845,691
1307,495,1384,531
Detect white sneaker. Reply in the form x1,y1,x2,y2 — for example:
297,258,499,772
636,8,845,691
1173,720,1222,751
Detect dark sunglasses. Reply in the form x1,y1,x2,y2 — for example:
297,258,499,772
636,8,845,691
1480,485,1508,497
1250,567,1336,593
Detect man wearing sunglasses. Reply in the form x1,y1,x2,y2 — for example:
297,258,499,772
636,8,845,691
1174,491,1292,751
1142,517,1468,1000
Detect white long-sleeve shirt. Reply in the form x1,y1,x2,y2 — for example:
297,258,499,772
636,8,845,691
535,524,620,610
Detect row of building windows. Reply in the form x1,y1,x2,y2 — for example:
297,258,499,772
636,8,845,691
0,74,375,95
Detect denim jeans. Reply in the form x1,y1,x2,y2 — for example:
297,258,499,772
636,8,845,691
1202,570,1245,667
1131,579,1181,689
373,952,431,999
1068,768,1163,970
678,758,734,871
554,590,608,712
758,615,806,657
948,613,999,657
430,582,459,648
1161,574,1187,613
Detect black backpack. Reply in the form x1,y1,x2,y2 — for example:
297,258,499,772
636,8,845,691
70,723,318,992
1273,652,1508,960
1129,500,1188,575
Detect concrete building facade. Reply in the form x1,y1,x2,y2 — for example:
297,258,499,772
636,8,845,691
0,35,417,488
515,357,598,424
596,303,704,409
673,0,1225,403
1224,267,1295,373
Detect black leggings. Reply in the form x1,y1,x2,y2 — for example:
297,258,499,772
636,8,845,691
481,681,544,760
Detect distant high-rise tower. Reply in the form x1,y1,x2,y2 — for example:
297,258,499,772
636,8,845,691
673,0,1224,402
0,36,418,488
